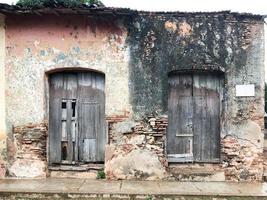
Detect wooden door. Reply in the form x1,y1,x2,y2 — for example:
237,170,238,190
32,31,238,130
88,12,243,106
167,74,194,162
193,74,220,162
77,73,105,162
49,71,105,164
167,73,221,163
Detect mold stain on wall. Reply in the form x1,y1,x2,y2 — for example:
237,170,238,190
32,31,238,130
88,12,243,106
2,11,265,181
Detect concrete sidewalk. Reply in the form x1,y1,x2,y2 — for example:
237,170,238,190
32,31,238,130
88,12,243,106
0,178,267,199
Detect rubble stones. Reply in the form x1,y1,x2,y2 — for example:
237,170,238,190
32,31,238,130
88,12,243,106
106,116,168,180
105,147,166,180
9,159,46,178
8,117,264,181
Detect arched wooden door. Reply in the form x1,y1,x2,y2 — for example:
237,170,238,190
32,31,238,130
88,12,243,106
167,72,221,163
49,71,105,164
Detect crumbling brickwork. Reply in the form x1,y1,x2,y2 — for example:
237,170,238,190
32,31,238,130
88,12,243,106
8,123,47,178
222,135,263,181
105,115,168,180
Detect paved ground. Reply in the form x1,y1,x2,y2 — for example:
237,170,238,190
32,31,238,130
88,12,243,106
0,178,267,199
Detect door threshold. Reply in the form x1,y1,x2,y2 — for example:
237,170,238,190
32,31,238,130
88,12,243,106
49,163,104,171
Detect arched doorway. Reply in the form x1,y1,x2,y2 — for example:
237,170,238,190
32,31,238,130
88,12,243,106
167,71,222,163
48,71,105,165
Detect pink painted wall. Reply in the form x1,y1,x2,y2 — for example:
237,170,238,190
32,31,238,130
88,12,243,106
6,15,124,55
5,14,131,129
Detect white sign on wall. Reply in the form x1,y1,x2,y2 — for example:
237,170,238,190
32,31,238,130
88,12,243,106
236,84,255,97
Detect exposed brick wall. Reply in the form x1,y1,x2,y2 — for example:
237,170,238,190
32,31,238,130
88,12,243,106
5,117,264,181
106,114,129,144
8,123,48,178
107,115,264,181
13,123,47,161
221,135,263,181
105,115,168,180
108,115,168,165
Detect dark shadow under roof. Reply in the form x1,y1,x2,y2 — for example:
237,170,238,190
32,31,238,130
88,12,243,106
0,3,265,20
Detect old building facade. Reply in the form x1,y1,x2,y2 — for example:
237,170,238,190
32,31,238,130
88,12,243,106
0,4,265,181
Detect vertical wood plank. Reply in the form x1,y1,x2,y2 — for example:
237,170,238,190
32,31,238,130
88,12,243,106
193,73,221,162
167,74,193,159
206,74,220,161
80,104,96,139
177,97,193,135
78,72,105,163
49,74,63,164
167,74,179,156
64,73,77,163
79,103,101,162
175,96,193,155
61,121,67,141
66,100,73,163
83,139,96,162
193,96,206,161
83,139,90,162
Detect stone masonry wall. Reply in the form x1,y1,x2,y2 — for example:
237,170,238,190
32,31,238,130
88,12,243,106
222,135,263,181
105,115,168,180
8,115,263,181
106,116,264,182
8,123,48,178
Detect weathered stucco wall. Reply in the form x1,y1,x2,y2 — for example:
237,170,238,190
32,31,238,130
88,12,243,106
5,15,131,130
106,13,265,181
3,12,265,181
126,13,264,119
5,14,132,178
0,14,6,177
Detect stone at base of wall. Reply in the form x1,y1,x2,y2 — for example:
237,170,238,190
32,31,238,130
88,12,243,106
0,135,7,178
9,159,46,178
0,161,6,178
50,171,97,179
168,164,225,182
106,116,265,181
8,123,48,178
5,118,264,181
105,144,166,180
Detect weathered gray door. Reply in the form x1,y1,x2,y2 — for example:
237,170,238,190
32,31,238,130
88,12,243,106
49,71,105,164
167,74,194,162
167,73,221,162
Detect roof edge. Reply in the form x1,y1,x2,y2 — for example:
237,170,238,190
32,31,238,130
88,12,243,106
0,3,265,20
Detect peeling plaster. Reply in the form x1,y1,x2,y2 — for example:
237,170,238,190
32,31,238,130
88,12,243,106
164,21,177,33
179,21,192,36
5,15,132,128
0,14,6,149
2,13,265,181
